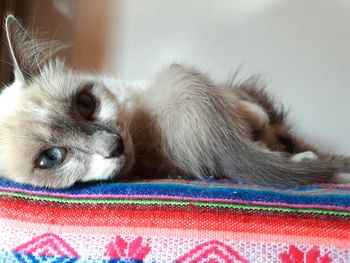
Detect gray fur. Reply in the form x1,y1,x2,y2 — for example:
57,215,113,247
0,15,349,188
134,65,350,185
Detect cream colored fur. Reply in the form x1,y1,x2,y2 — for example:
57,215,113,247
0,15,349,188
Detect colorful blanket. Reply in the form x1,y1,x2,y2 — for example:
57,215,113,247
0,178,349,262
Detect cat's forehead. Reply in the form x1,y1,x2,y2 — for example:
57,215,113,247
0,65,122,133
0,81,64,123
1,67,89,112
0,75,70,131
0,80,66,138
29,67,87,98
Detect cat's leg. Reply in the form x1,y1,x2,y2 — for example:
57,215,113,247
141,64,250,179
334,157,350,184
236,100,269,132
234,83,319,154
334,173,350,184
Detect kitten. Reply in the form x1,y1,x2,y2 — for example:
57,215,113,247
0,15,349,188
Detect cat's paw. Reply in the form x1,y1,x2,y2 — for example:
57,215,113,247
334,173,350,185
291,151,318,162
238,101,269,131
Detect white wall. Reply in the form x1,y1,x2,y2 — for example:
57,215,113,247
104,0,350,155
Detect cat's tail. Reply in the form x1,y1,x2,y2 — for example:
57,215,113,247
219,141,350,185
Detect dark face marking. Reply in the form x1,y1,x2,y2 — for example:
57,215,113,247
76,92,96,120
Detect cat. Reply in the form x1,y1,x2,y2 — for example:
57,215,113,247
0,15,349,188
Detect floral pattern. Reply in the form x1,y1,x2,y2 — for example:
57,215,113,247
7,233,340,262
279,245,332,263
105,236,151,263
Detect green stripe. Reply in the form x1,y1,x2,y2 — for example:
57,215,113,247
1,190,350,217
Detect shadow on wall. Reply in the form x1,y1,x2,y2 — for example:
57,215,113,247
0,0,115,86
0,0,16,86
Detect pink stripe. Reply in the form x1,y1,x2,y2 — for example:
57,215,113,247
0,187,349,212
1,219,349,249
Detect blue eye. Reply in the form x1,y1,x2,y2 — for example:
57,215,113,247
35,148,67,169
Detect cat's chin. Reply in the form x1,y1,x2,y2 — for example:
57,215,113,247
80,149,134,183
110,150,135,182
79,129,135,183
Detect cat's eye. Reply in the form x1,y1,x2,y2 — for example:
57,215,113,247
76,92,96,120
35,148,67,169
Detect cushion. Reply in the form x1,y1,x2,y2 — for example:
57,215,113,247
0,179,349,262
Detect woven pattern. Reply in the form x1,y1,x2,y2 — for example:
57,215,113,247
0,179,349,262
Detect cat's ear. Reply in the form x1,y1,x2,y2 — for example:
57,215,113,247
5,15,64,83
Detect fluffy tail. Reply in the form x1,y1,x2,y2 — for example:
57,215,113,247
220,141,350,185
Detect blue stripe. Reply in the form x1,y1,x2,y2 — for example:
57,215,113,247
0,179,350,208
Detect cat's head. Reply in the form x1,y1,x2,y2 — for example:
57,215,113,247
0,15,134,188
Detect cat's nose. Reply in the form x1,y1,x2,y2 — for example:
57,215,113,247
93,131,124,158
106,135,124,158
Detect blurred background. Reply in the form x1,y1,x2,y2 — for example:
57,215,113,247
0,0,349,155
